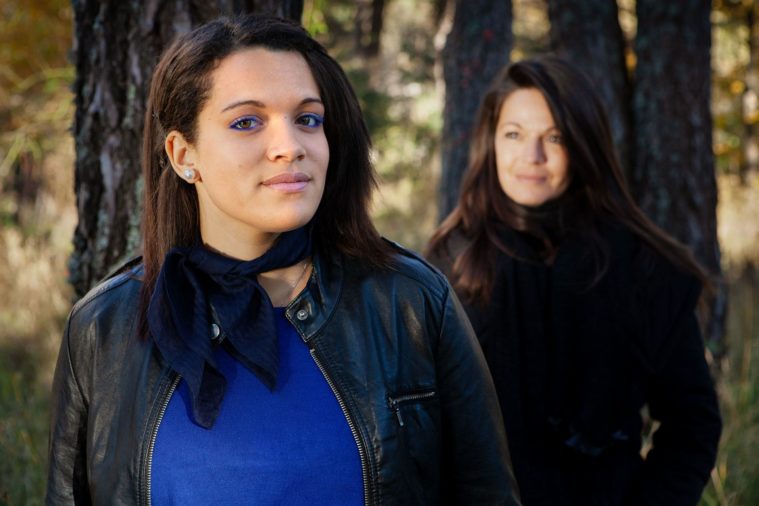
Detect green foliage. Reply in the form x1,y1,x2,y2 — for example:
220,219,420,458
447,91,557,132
711,0,757,176
302,0,332,36
0,0,72,82
344,67,394,137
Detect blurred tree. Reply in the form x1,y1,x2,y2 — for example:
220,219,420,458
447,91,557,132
438,0,513,220
742,0,758,177
354,0,386,58
69,0,303,297
632,0,725,346
546,0,632,175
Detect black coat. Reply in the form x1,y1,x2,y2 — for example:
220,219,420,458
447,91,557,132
432,222,721,506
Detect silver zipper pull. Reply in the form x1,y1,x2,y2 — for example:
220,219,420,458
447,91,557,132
388,398,405,427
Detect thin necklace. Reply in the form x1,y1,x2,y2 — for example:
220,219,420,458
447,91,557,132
279,259,310,306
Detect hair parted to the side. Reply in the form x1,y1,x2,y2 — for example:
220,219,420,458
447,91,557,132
140,15,393,331
427,55,711,306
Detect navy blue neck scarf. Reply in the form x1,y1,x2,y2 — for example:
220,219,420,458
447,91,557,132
147,227,312,428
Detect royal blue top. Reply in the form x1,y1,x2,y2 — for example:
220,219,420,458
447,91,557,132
150,308,364,505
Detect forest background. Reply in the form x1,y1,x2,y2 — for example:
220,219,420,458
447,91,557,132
0,0,757,504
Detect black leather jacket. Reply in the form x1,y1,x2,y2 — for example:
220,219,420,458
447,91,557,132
47,244,520,505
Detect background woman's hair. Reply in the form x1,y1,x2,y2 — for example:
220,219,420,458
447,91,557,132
140,15,392,331
427,55,710,306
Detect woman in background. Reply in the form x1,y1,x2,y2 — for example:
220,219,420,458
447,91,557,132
428,56,721,505
47,15,519,505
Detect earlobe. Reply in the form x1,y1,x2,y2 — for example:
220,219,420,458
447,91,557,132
165,130,201,183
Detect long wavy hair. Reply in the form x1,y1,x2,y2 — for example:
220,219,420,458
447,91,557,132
140,15,393,330
427,55,710,306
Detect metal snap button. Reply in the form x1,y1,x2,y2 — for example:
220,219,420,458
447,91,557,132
296,309,308,321
210,323,221,339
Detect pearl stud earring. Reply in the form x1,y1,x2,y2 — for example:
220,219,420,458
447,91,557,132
183,168,196,180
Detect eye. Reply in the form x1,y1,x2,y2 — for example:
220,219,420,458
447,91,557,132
547,133,563,144
296,112,325,129
504,131,519,139
230,116,262,131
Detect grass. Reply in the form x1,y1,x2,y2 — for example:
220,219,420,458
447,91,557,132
0,226,73,506
700,267,759,506
0,348,51,506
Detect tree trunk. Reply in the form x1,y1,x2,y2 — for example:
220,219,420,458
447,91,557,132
355,0,386,57
546,0,632,175
438,0,512,221
742,2,759,178
632,0,725,347
69,0,303,298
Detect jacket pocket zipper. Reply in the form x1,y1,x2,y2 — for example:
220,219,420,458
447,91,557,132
387,390,436,427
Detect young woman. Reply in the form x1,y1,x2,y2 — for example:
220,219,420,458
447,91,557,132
46,16,519,505
428,56,721,505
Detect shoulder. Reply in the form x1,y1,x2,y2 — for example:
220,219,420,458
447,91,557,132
387,238,450,291
425,230,470,280
340,239,453,303
629,236,701,310
66,258,143,339
58,258,145,397
598,218,701,307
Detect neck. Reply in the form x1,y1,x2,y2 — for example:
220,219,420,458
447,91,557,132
197,198,282,260
258,259,312,307
199,227,279,261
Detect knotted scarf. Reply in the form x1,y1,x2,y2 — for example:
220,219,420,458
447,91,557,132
147,227,312,428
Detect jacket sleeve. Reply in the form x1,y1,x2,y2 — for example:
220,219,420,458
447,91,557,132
632,278,722,506
436,285,522,505
46,314,92,505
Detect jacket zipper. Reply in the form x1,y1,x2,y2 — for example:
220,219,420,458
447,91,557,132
140,361,371,505
142,374,181,506
387,391,436,427
309,349,373,506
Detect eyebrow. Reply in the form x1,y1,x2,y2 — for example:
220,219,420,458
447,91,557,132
221,97,323,113
499,121,559,132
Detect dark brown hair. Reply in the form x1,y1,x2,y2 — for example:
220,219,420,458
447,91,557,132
427,55,710,305
140,15,392,327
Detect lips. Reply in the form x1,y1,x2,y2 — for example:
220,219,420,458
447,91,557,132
515,174,547,183
262,172,311,192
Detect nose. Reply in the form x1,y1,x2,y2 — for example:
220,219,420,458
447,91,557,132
266,119,306,162
524,137,546,165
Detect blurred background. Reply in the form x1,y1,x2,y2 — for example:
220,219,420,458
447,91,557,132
0,0,757,504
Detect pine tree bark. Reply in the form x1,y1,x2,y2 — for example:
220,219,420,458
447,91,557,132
546,0,632,174
439,0,512,221
69,0,303,298
632,0,725,346
742,2,759,178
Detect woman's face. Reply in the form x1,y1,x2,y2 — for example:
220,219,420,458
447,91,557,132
493,87,569,207
165,48,329,259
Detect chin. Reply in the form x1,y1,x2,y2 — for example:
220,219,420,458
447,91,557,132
509,193,549,207
266,212,317,233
